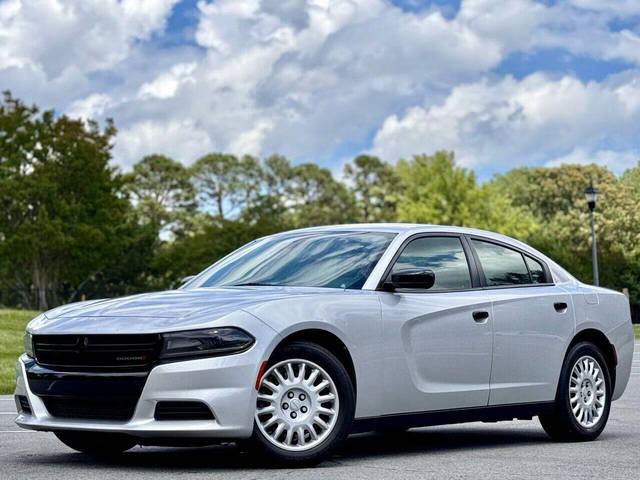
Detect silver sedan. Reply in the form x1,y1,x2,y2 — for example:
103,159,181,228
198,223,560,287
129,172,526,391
14,224,635,465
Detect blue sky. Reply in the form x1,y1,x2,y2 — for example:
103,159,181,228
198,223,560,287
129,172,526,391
1,0,639,181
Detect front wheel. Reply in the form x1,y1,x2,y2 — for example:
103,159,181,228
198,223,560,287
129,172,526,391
55,431,137,455
251,341,355,466
539,341,611,441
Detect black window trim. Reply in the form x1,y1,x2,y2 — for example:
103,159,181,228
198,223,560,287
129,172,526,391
465,234,555,290
375,232,481,293
376,232,555,293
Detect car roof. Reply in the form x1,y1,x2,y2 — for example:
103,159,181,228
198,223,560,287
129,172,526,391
286,223,517,240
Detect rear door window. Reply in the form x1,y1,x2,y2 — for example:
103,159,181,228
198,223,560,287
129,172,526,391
471,240,531,286
525,255,547,283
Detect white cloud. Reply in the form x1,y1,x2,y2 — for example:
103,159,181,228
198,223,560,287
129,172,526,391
173,0,515,161
568,0,640,16
546,148,639,175
66,93,113,119
129,0,640,167
370,73,640,169
112,119,215,169
138,62,197,100
0,0,178,78
456,0,546,51
2,0,640,172
227,120,275,157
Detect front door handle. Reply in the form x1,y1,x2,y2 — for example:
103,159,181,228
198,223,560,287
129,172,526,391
472,311,489,323
554,302,568,313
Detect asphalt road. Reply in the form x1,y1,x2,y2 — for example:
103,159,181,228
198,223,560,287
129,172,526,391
2,344,639,480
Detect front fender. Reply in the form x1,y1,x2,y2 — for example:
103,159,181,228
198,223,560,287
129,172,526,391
244,291,384,418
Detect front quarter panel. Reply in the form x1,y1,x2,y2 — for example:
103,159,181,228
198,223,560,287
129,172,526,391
244,290,384,418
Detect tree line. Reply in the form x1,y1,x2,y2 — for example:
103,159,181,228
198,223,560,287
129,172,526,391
1,92,639,311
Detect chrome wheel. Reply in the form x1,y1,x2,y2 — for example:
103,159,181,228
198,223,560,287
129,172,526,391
569,355,606,428
255,359,339,452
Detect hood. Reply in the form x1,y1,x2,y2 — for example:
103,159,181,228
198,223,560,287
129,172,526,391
28,286,346,334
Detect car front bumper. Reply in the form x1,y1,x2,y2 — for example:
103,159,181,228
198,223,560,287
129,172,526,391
14,328,274,439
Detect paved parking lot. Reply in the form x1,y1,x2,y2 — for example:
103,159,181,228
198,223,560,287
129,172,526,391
2,344,639,479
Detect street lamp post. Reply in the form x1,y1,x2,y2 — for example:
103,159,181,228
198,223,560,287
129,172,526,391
584,183,599,286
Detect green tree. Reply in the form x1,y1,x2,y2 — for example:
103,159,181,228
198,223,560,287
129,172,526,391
343,155,398,222
191,153,241,218
0,91,149,310
621,160,640,200
190,153,264,219
394,151,537,239
492,163,640,302
239,154,294,223
236,155,264,211
285,163,358,227
124,154,195,234
262,154,293,198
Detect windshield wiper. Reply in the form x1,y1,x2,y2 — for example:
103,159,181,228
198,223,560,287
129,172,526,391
228,282,277,287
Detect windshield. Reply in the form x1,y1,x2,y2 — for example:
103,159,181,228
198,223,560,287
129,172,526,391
188,231,396,290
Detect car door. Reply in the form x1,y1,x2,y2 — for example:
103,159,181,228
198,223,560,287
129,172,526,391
378,234,493,414
467,236,575,405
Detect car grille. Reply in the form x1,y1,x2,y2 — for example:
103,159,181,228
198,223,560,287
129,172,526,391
154,401,215,421
42,397,138,421
32,334,161,371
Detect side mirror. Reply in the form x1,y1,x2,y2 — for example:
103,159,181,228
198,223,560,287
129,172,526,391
180,275,196,287
386,269,436,290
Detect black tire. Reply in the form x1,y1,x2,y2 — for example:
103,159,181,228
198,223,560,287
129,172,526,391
54,431,137,456
539,341,612,442
250,341,355,466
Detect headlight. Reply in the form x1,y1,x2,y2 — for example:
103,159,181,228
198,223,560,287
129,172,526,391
23,332,34,358
159,327,254,360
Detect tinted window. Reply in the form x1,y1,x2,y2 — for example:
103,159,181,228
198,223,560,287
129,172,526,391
471,240,530,286
392,237,472,290
525,255,547,283
193,231,395,290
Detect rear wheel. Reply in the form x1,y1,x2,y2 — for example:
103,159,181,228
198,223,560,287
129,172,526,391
252,341,355,466
539,341,611,441
54,431,137,455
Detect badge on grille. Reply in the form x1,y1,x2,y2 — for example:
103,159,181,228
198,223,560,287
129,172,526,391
116,355,148,361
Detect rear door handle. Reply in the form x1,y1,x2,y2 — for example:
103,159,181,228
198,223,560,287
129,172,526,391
472,311,489,323
554,302,568,313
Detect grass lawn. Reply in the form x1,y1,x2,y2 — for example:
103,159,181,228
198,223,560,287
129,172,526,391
0,309,638,395
0,309,38,394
